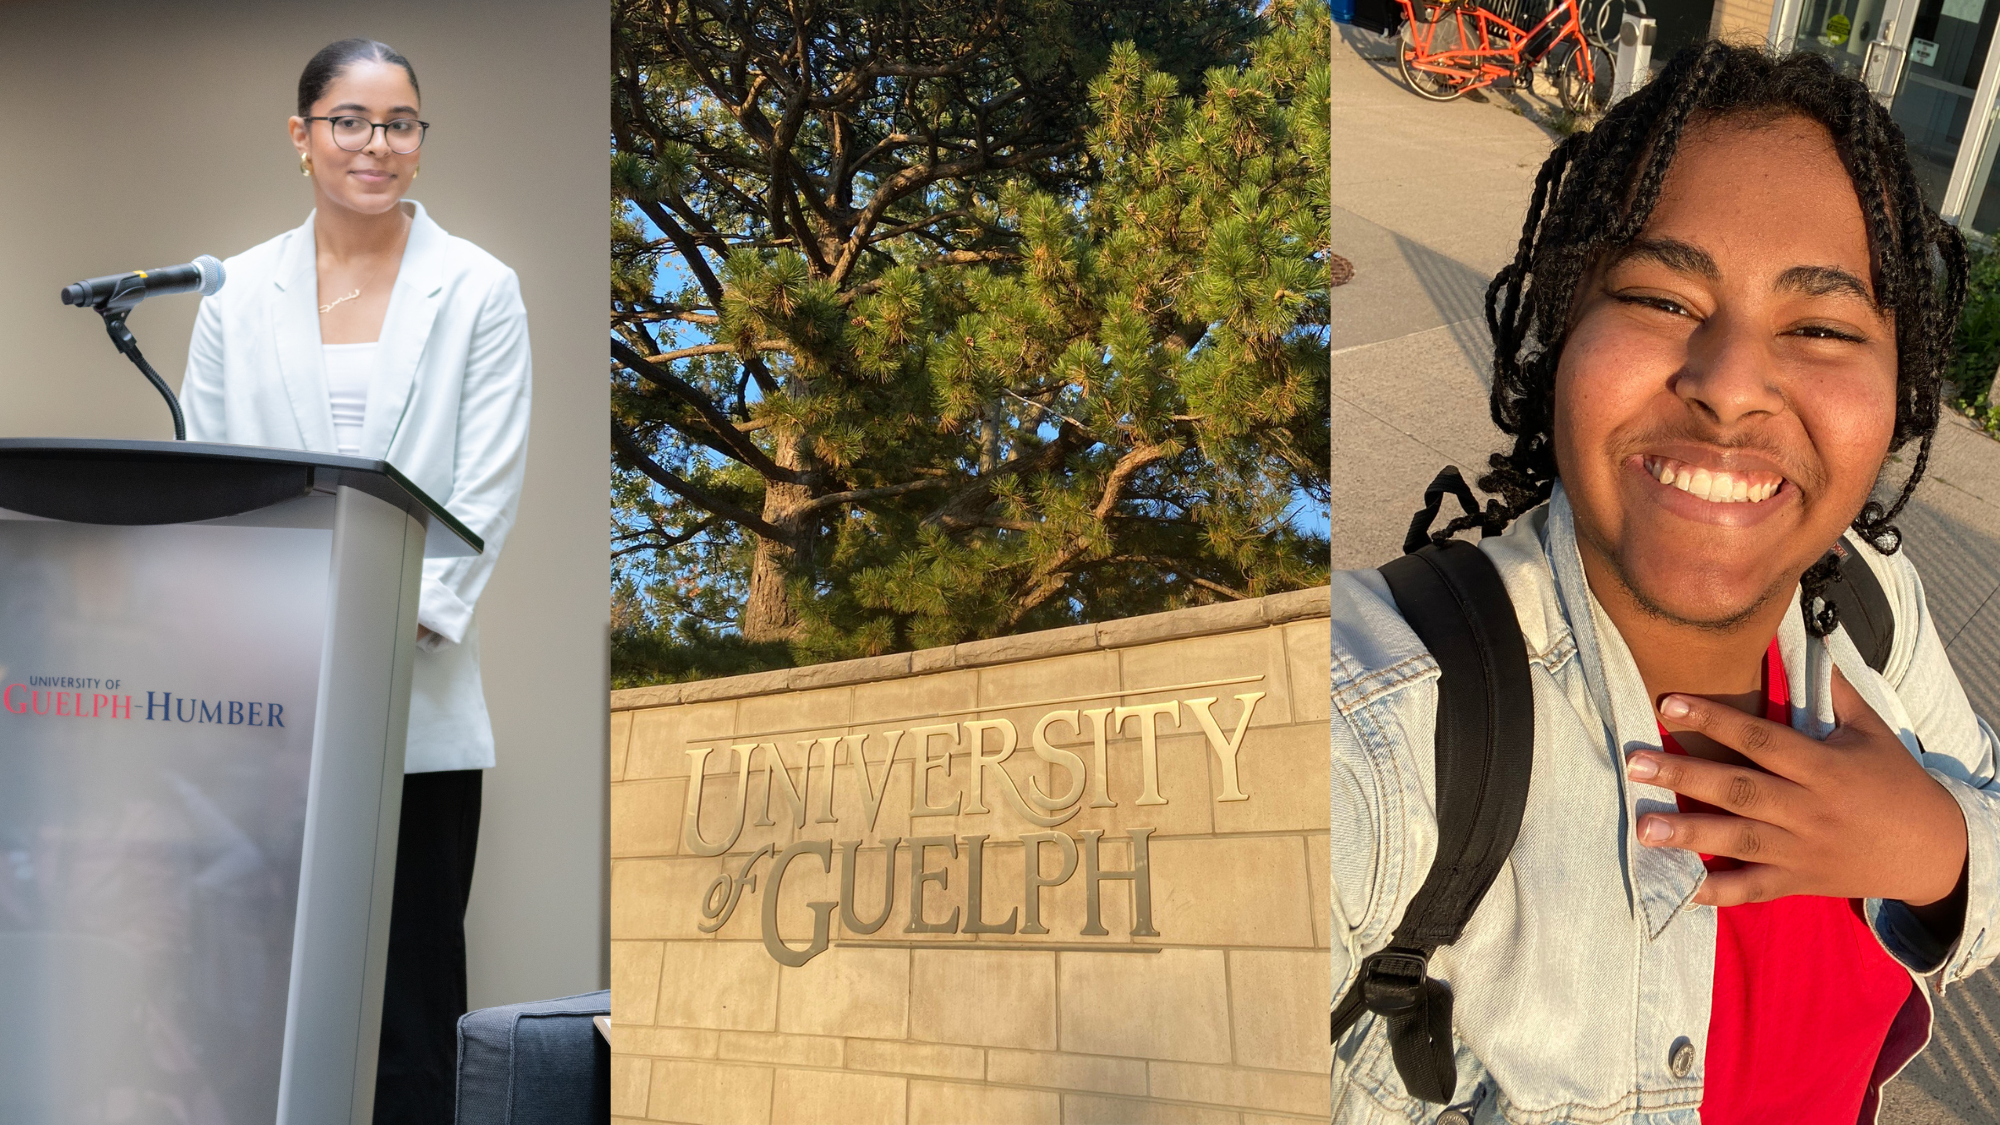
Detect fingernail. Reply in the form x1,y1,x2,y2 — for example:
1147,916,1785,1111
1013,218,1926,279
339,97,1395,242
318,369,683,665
1640,818,1671,844
1627,754,1659,780
1659,695,1690,719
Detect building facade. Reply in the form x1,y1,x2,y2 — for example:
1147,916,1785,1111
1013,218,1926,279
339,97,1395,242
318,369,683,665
1711,0,2000,235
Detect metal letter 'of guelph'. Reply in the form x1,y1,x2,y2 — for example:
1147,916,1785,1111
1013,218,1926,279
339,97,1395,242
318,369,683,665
697,844,774,934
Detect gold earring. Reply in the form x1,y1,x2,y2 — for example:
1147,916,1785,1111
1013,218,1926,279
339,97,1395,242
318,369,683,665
300,153,311,177
412,166,420,181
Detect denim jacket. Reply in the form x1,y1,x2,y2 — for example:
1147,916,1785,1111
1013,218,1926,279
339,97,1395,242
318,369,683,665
1332,485,2000,1124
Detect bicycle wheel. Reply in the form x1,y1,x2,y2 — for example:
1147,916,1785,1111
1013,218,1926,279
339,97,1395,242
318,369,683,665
1556,39,1614,115
1400,14,1473,101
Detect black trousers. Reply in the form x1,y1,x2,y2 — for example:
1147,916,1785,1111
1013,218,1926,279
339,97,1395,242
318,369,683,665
373,768,483,1125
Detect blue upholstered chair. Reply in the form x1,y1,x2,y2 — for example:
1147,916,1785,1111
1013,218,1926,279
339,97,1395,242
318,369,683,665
454,989,611,1123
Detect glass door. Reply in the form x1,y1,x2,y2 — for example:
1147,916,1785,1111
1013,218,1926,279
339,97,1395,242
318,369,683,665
1945,0,2000,235
1889,0,2000,209
1789,0,2000,231
1791,0,1897,77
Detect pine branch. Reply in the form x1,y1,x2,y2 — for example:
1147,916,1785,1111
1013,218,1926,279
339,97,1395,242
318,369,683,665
644,341,792,364
864,207,977,246
632,199,730,307
923,423,1089,530
627,195,783,398
1002,441,1172,628
796,478,952,516
611,339,809,486
614,309,720,326
828,141,1081,284
611,419,786,540
632,400,761,466
614,515,722,557
812,61,971,111
1093,442,1172,520
1105,555,1250,600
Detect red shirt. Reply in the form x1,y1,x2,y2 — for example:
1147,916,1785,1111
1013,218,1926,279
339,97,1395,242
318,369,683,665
1659,641,1915,1123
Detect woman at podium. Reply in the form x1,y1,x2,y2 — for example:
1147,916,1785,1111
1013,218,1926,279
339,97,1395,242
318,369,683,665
177,38,532,1124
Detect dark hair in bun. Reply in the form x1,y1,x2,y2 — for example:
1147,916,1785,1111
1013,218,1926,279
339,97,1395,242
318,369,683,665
298,38,419,116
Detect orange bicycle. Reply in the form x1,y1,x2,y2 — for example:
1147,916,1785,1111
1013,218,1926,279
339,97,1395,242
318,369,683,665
1395,0,1614,114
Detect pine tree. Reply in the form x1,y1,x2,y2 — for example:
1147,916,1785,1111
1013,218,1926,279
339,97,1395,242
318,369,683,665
612,0,1330,684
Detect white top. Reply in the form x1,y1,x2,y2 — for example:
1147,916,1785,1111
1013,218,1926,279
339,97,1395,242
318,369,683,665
321,342,376,457
181,201,533,773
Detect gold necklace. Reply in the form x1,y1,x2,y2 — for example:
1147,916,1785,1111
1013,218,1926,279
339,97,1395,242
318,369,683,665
320,255,386,316
319,288,362,314
319,216,410,315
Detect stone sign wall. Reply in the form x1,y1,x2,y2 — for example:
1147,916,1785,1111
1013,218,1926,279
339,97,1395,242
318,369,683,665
607,588,1331,1125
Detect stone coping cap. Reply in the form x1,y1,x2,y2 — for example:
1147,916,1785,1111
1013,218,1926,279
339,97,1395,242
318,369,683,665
609,585,1331,711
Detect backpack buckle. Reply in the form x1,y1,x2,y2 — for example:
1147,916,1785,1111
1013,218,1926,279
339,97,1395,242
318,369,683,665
1359,947,1432,1016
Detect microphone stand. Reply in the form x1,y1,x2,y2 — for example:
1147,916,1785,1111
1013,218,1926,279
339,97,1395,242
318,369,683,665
90,277,186,441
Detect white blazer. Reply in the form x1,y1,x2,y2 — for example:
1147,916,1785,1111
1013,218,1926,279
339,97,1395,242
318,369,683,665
181,200,532,773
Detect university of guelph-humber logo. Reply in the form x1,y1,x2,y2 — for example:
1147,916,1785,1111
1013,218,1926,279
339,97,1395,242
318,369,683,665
0,675,286,728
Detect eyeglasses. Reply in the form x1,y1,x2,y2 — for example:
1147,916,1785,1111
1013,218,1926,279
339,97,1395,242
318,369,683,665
302,115,429,154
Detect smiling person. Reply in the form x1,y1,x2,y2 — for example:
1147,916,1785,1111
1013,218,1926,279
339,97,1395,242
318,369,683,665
178,38,531,1123
1332,43,1997,1124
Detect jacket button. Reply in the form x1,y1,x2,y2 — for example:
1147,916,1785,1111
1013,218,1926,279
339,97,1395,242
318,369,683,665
1437,1111,1471,1125
1669,1036,1696,1077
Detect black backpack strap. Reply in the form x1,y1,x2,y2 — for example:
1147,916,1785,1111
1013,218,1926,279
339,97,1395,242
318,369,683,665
1332,530,1535,1104
1811,538,1894,674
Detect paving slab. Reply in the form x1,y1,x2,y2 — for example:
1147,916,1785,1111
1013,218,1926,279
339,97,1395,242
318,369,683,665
1887,969,2000,1122
1893,493,2000,727
1328,208,1498,361
1330,320,1507,569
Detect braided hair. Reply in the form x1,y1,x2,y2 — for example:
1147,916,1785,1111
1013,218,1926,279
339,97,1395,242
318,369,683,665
1439,42,1970,633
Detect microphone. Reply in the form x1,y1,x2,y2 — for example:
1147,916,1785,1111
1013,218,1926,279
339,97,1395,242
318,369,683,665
60,254,225,442
60,255,225,309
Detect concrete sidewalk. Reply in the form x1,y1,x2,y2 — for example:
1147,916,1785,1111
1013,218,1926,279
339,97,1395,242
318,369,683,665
1328,26,2000,1124
1326,24,1558,567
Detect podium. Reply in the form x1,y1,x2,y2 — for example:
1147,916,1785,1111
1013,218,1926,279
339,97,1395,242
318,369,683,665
0,439,480,1125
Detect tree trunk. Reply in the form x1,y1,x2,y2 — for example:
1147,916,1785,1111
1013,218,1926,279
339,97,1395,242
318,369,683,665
980,399,1003,473
741,431,819,642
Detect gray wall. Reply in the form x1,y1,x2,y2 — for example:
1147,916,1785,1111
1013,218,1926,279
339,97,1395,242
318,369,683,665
0,0,609,1007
